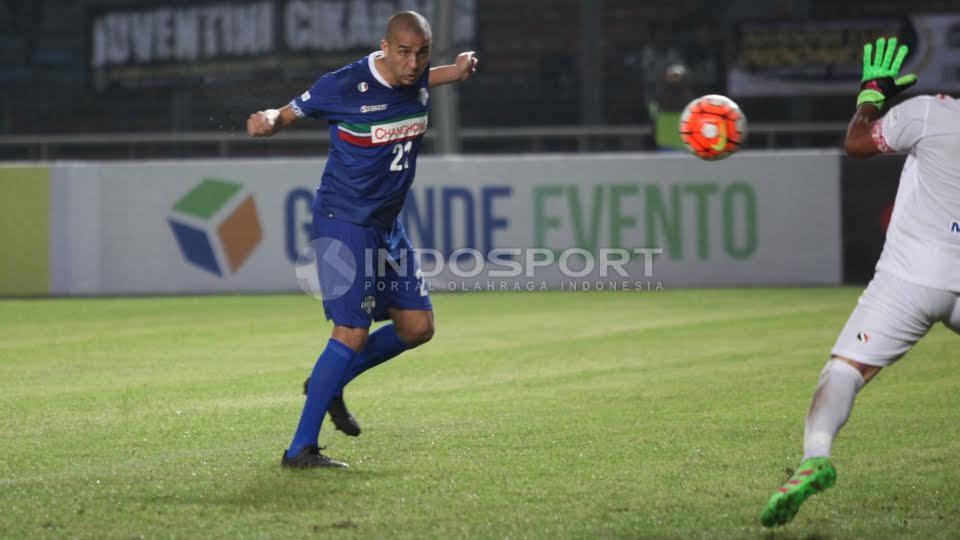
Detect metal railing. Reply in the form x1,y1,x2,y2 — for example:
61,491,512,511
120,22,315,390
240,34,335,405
0,122,850,160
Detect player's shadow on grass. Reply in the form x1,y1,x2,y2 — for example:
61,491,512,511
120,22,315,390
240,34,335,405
254,468,395,506
243,468,396,505
762,531,832,540
132,467,396,510
246,467,400,506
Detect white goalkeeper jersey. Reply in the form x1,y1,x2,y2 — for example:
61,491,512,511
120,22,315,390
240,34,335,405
871,95,960,292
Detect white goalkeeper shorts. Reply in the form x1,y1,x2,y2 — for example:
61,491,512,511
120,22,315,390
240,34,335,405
831,270,960,367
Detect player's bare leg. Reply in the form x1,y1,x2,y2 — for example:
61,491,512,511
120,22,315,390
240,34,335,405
332,325,369,352
389,308,435,347
761,355,880,526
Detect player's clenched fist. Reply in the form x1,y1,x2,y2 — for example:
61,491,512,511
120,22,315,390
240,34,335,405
246,109,279,137
455,51,478,82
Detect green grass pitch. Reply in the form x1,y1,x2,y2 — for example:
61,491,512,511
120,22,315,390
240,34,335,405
1,289,957,538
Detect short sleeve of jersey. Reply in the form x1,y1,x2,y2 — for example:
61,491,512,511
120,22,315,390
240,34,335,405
290,74,343,119
875,96,931,153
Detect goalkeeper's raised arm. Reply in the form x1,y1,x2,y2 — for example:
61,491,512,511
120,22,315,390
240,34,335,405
844,36,917,158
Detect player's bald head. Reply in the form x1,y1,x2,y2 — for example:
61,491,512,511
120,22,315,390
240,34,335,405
385,11,431,43
378,11,432,86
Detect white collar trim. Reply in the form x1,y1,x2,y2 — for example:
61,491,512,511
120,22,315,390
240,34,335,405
367,51,393,89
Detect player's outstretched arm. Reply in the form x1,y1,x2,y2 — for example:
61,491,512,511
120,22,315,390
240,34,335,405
246,105,300,137
428,51,478,88
844,37,917,159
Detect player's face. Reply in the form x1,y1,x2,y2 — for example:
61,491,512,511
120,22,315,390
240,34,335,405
381,29,431,86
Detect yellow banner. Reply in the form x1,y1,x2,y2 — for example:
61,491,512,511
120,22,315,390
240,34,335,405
0,167,50,295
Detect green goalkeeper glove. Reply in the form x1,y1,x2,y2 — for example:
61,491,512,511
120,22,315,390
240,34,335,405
857,37,918,109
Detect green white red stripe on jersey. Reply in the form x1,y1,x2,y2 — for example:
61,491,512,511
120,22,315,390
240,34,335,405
337,113,429,147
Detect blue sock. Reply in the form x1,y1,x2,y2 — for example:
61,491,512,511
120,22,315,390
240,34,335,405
288,339,355,456
338,323,409,391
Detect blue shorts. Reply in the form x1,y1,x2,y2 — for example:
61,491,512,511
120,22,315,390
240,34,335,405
312,214,432,328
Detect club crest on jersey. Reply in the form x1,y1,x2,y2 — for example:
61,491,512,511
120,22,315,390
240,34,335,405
361,295,376,315
418,87,429,106
357,82,369,93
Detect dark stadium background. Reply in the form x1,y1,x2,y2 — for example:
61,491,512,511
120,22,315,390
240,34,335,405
2,0,956,155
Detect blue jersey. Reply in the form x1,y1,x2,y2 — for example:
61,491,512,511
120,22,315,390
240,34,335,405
290,52,431,229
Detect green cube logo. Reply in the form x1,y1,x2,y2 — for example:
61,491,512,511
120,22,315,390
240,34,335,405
168,179,263,276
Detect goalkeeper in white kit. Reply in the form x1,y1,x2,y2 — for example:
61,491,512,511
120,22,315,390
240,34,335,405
761,37,960,527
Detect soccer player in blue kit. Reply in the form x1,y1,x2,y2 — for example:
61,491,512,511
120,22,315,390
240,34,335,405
246,11,478,468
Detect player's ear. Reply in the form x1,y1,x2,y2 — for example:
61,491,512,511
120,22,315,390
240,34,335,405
380,39,389,55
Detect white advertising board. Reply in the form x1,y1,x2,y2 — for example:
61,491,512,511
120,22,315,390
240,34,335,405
47,151,842,295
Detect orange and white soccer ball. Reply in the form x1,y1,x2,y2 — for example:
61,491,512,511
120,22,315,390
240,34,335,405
679,94,747,160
